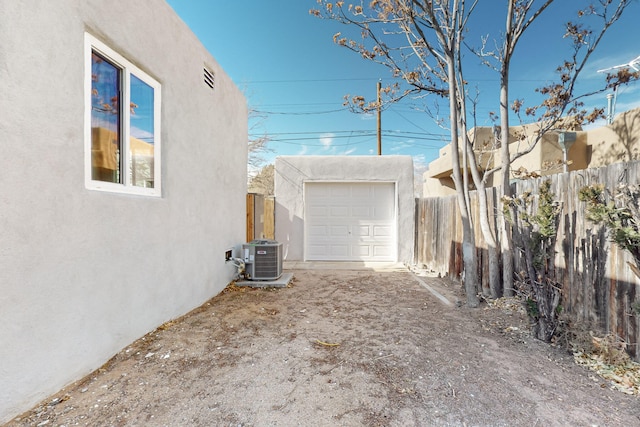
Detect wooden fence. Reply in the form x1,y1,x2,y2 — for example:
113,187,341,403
246,193,275,241
415,161,640,359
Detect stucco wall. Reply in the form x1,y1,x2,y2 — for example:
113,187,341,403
274,156,414,263
588,108,640,167
423,108,640,197
0,0,247,422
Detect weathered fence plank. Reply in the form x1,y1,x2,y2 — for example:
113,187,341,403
415,160,640,359
264,197,275,240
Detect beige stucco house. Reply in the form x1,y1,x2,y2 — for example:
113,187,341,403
423,107,640,196
0,0,247,422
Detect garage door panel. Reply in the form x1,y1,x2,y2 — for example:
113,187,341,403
308,185,331,197
307,244,329,257
374,206,394,220
373,245,392,257
352,245,371,257
351,185,372,198
330,244,349,257
374,184,394,198
308,223,328,234
331,206,349,217
331,186,350,197
351,206,371,217
308,207,329,219
373,225,392,237
305,182,397,261
330,225,349,237
353,225,371,237
308,244,350,257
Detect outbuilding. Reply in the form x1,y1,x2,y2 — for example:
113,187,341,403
274,156,414,264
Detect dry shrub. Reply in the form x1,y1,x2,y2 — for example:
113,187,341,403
591,334,631,365
552,314,594,354
552,313,632,366
553,312,599,354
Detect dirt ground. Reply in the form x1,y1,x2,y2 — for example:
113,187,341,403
6,266,640,427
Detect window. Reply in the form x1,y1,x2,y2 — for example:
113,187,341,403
84,33,161,196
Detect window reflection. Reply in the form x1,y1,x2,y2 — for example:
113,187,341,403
90,52,121,183
130,75,155,188
87,36,161,196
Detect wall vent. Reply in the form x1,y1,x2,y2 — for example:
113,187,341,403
203,67,215,90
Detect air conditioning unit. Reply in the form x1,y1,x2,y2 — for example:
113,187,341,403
242,239,283,280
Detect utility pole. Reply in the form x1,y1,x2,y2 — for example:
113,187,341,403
377,81,382,155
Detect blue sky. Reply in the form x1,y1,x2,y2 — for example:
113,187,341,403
165,1,640,175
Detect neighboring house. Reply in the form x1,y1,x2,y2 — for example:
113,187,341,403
0,1,247,422
275,156,414,264
423,107,640,196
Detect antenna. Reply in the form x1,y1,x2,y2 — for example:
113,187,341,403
596,54,640,124
596,54,640,73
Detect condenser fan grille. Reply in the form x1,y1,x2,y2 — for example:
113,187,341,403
254,246,280,277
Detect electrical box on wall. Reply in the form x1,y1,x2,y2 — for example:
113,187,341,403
242,239,283,280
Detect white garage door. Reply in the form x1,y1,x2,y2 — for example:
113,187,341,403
304,182,397,261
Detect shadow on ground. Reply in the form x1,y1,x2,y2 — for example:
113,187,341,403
7,268,640,426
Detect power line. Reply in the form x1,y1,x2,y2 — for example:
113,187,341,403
390,108,432,133
275,138,375,147
238,76,552,85
272,138,444,149
269,133,377,142
250,129,448,138
253,108,346,115
265,132,447,144
252,130,370,136
253,102,340,107
251,102,450,117
238,77,388,84
385,130,448,137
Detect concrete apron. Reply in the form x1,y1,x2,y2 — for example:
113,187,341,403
234,262,405,288
283,261,408,272
236,261,453,308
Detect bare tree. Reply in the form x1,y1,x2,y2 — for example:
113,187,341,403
313,1,638,304
248,108,273,173
472,0,637,297
248,164,275,196
247,107,275,195
312,0,481,307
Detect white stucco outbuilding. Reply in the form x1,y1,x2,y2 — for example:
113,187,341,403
0,1,247,422
274,156,414,264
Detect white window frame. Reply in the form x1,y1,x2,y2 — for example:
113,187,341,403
84,33,162,197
